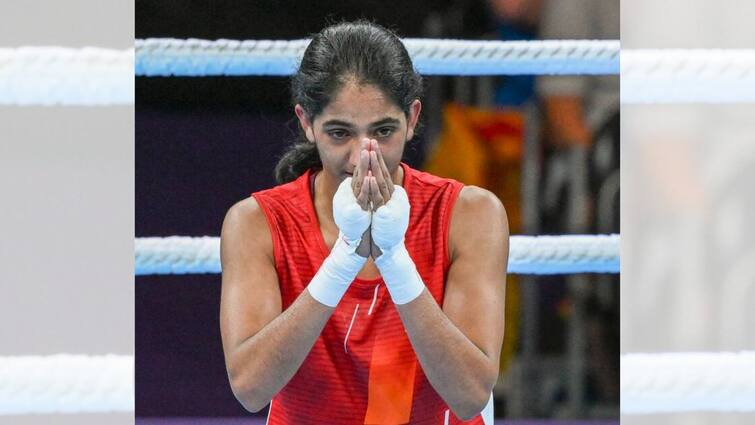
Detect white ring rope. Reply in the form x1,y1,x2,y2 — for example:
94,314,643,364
5,42,755,104
135,38,619,76
5,351,753,414
0,47,134,106
0,354,133,414
621,351,755,414
622,49,755,104
6,37,752,417
134,234,620,276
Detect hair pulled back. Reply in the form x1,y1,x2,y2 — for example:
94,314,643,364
274,20,423,183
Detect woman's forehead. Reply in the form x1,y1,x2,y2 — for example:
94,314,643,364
319,82,403,125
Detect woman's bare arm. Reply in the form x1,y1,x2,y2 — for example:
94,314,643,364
395,186,508,419
219,197,334,412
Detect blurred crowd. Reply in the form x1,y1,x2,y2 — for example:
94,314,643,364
419,0,619,418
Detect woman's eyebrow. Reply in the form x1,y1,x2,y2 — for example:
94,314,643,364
370,117,401,127
322,117,400,128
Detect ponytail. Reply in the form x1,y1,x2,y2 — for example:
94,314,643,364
274,138,322,184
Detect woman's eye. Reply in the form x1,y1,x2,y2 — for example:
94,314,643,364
376,127,394,138
328,130,349,139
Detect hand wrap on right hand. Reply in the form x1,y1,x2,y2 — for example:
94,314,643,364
307,178,370,307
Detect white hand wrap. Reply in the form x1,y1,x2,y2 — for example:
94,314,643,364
307,178,370,307
372,186,425,305
332,178,372,244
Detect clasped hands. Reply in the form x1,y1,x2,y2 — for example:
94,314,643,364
333,138,409,260
309,139,422,307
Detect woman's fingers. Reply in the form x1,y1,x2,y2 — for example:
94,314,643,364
352,138,395,210
369,175,385,210
352,148,370,197
374,140,394,194
368,139,393,202
370,150,391,203
357,171,371,211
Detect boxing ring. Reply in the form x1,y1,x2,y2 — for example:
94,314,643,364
2,38,754,416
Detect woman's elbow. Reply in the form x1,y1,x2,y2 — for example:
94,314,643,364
227,363,271,413
449,380,492,421
229,375,271,413
238,395,271,414
452,396,490,420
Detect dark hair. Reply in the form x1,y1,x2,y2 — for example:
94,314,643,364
274,20,424,184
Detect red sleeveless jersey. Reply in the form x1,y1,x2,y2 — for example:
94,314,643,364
252,163,492,424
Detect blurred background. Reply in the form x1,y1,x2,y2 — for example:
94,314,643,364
621,0,755,424
0,1,134,425
136,0,618,423
4,0,754,423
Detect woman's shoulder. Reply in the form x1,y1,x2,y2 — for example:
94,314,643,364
455,185,504,209
455,186,507,226
219,195,276,266
448,185,508,258
222,197,268,241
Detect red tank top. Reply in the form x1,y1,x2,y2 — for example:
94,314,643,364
252,163,490,424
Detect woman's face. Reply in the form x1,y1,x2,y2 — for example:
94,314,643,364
295,81,421,183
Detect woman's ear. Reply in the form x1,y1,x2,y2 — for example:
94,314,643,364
294,104,315,143
405,99,422,141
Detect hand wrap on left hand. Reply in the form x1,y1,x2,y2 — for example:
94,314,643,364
371,186,425,304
